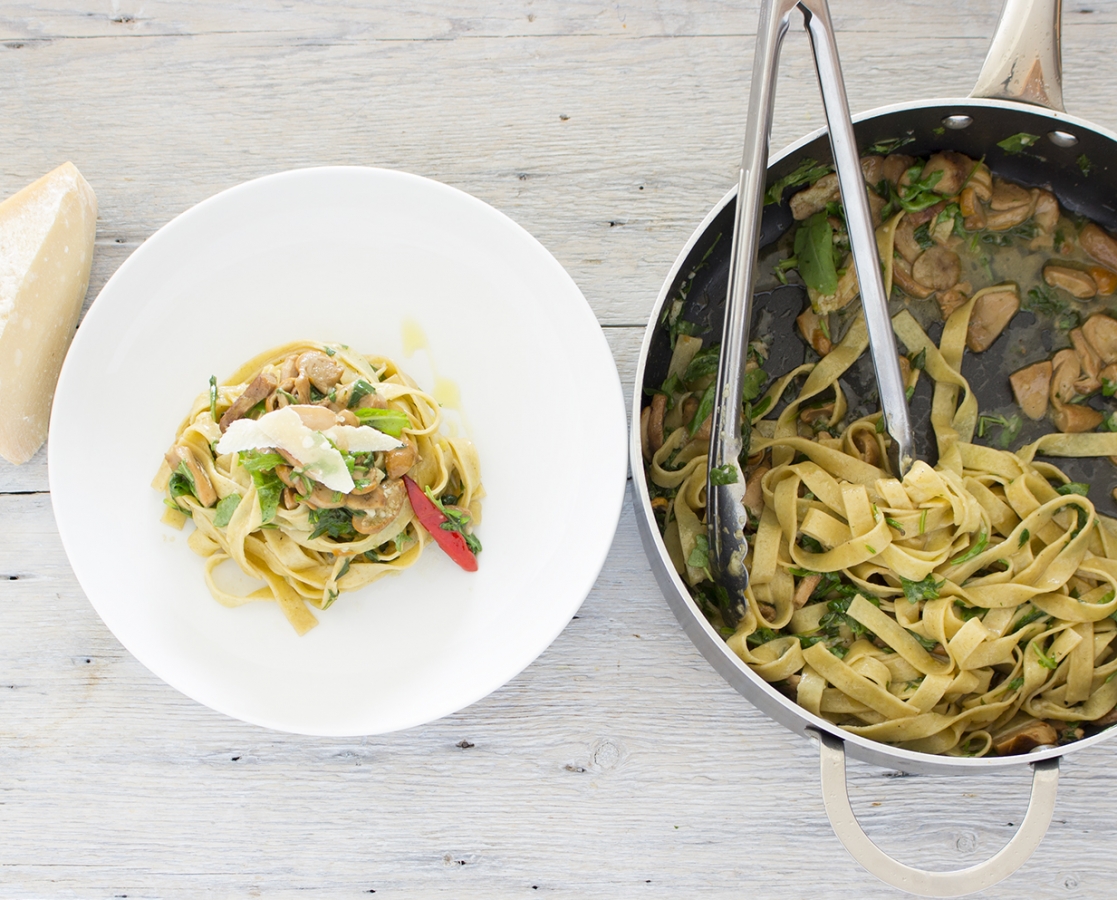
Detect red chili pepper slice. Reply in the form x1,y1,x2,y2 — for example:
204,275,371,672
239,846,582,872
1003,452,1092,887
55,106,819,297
403,475,478,572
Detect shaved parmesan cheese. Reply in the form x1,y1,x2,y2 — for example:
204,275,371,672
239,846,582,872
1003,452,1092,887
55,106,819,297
0,163,97,464
216,406,402,493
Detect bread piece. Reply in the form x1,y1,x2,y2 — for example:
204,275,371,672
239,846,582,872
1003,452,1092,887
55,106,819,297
0,163,97,464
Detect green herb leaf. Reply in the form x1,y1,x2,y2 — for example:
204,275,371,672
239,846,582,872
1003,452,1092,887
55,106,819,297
1077,153,1093,176
213,493,241,527
308,507,358,541
794,212,839,296
347,378,377,408
709,464,738,485
239,450,286,474
901,574,941,603
1056,482,1089,496
689,382,716,438
687,534,710,569
997,132,1041,154
252,470,283,525
950,528,988,565
209,375,219,422
352,407,411,436
764,159,833,206
1032,640,1059,670
741,367,768,402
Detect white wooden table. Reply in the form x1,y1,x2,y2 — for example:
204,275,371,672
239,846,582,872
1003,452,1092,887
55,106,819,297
2,1,1115,896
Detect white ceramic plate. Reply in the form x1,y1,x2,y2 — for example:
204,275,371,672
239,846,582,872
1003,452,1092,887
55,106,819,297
49,167,627,736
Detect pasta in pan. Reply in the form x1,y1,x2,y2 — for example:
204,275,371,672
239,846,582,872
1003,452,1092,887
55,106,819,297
154,341,483,635
643,151,1117,755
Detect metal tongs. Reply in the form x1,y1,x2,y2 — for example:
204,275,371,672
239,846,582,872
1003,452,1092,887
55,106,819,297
707,0,915,596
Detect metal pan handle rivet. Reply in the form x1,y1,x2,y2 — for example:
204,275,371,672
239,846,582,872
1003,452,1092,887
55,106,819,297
1048,129,1079,147
942,114,974,130
813,730,1060,897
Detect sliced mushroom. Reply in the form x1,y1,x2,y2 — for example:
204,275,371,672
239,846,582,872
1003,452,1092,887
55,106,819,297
165,445,218,508
937,287,969,319
742,465,769,518
1010,361,1052,421
1082,314,1117,366
289,404,339,431
1102,363,1117,391
985,201,1036,232
990,178,1033,211
859,155,885,185
966,288,1019,352
691,414,712,442
1079,222,1117,271
337,408,359,427
302,483,348,510
958,186,986,232
1029,190,1060,249
793,573,822,609
921,151,973,196
384,437,418,479
967,162,993,202
797,308,832,356
891,256,935,300
893,217,924,264
297,351,345,393
912,245,961,291
851,429,881,466
790,172,840,220
218,373,278,432
992,719,1058,756
1044,264,1097,300
881,154,916,187
1070,327,1103,394
1087,265,1117,297
1050,348,1081,405
351,479,407,535
1053,404,1104,433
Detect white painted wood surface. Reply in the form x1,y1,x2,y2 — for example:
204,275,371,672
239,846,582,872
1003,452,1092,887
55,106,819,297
2,1,1116,896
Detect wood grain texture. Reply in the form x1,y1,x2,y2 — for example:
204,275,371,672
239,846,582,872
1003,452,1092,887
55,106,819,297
2,1,1117,897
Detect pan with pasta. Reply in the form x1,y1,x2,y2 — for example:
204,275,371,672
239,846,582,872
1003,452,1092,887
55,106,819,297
154,341,483,635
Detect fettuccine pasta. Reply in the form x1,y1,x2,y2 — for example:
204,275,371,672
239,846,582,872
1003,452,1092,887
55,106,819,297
154,341,483,635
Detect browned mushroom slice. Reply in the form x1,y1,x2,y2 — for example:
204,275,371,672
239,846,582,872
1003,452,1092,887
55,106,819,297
958,186,986,232
937,287,969,320
1009,361,1052,420
1050,348,1081,405
893,217,924,264
891,257,935,300
692,414,712,441
1070,327,1103,393
1082,313,1117,366
921,151,973,196
859,155,884,185
992,719,1058,756
881,154,915,187
1079,222,1117,272
796,308,832,356
966,289,1019,352
384,437,418,479
218,373,278,432
1044,264,1097,300
297,351,345,394
967,162,993,202
851,429,881,466
165,445,218,508
742,465,769,518
789,172,840,220
990,178,1033,210
351,479,407,535
1088,266,1117,297
1101,363,1117,393
289,404,339,431
912,246,961,291
793,573,822,609
302,483,348,510
1053,403,1103,433
1029,190,1060,249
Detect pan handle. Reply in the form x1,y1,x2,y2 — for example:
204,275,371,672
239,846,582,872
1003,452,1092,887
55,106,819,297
814,730,1060,897
971,0,1064,111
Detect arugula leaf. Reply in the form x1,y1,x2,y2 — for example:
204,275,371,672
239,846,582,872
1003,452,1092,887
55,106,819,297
1032,640,1059,670
687,534,710,569
997,132,1041,154
1056,482,1089,496
309,507,358,541
683,347,721,384
347,378,377,408
864,135,916,156
213,493,241,528
352,407,411,436
950,528,988,565
1077,153,1094,176
423,487,482,555
209,376,219,422
764,159,833,206
741,367,768,402
689,382,716,438
794,212,839,295
239,450,286,474
252,470,283,525
900,574,941,603
977,412,1023,449
709,464,738,485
